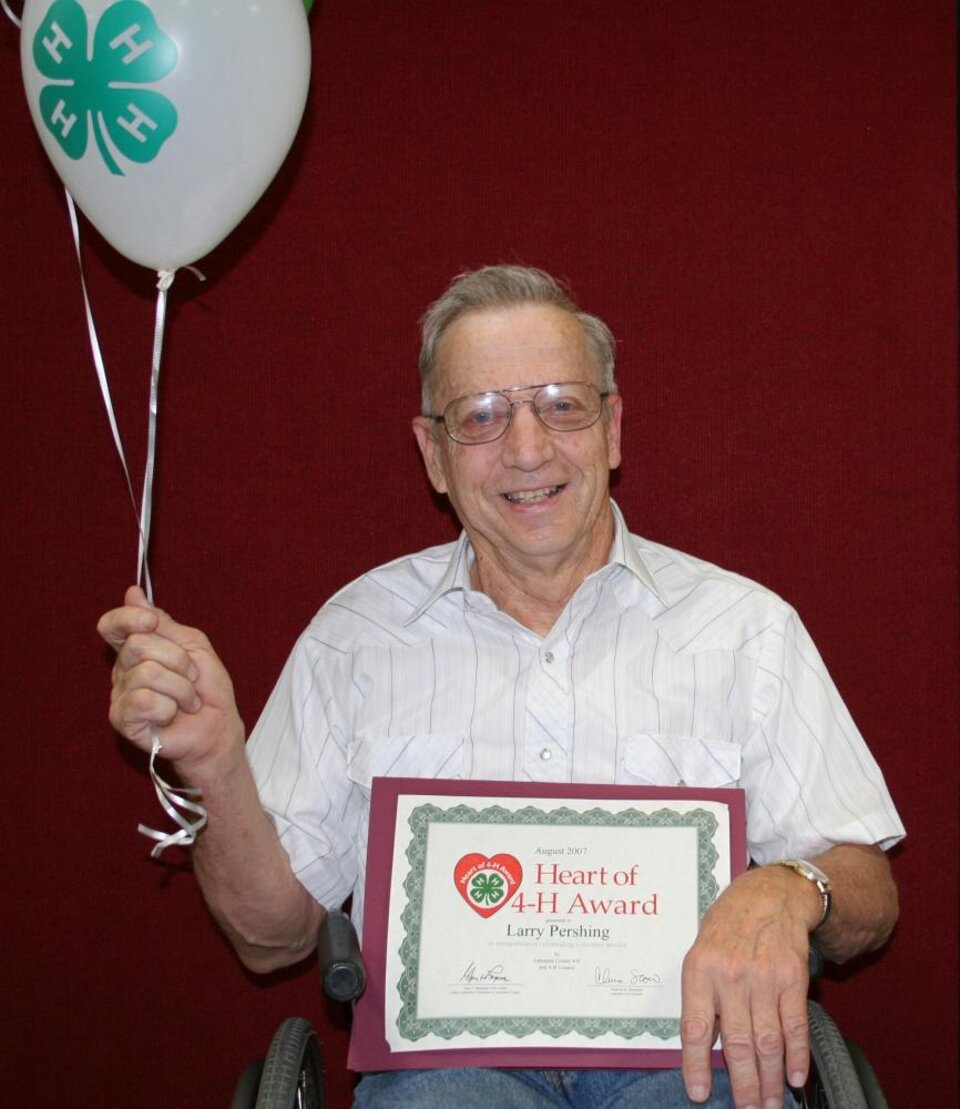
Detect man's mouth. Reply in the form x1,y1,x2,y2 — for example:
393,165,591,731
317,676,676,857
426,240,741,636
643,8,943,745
504,485,564,504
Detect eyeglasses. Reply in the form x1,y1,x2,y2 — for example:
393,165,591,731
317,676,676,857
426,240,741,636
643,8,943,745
430,381,610,445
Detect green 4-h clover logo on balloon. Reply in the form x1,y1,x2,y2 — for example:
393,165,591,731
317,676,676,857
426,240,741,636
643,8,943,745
21,0,311,271
32,0,178,176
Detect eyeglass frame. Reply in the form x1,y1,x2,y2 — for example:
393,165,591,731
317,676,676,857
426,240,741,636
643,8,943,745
428,380,613,445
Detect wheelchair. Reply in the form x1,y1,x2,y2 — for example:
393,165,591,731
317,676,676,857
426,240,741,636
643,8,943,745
231,912,363,1109
232,915,888,1109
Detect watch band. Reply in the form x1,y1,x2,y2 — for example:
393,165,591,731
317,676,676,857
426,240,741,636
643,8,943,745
774,858,832,929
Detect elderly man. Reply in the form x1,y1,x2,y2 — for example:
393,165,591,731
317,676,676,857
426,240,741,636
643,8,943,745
100,265,903,1109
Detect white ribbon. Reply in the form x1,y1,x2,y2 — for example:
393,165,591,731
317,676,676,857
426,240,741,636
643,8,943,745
139,264,209,858
138,739,208,859
1,0,21,29
64,189,209,857
65,192,146,583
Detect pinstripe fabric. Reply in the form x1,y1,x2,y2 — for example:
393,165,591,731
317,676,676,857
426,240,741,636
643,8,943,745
246,502,904,937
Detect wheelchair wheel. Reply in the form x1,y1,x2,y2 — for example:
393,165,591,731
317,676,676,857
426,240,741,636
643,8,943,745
231,1059,264,1109
843,1037,888,1109
803,1000,868,1109
254,1017,325,1109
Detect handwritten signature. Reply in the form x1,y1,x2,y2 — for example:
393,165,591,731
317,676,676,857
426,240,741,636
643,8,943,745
460,961,510,984
594,967,663,986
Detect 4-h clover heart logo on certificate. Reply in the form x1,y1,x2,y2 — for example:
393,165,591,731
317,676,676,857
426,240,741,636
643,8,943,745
453,853,523,918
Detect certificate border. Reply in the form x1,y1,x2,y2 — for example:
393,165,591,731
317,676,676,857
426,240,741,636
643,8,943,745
349,779,746,1073
397,801,719,1042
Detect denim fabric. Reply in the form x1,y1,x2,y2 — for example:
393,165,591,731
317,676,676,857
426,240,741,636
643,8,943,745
352,1066,794,1107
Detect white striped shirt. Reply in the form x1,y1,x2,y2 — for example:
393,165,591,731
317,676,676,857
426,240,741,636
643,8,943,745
247,502,904,936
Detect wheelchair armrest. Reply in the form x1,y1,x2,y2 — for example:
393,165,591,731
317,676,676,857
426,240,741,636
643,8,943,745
317,910,366,1003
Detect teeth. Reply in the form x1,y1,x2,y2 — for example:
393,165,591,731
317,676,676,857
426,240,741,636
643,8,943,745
505,486,560,503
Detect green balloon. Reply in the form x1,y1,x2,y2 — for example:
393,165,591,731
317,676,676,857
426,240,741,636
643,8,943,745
304,0,314,11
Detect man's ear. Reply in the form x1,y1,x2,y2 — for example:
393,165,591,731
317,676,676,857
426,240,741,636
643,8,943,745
412,416,449,494
604,393,623,471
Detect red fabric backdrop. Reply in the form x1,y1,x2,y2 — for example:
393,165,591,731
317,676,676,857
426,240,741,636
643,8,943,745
1,2,955,1106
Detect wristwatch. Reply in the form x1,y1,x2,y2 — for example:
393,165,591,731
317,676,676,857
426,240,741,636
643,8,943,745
774,858,832,929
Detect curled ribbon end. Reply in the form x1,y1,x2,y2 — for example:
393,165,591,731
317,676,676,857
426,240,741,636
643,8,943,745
139,734,208,859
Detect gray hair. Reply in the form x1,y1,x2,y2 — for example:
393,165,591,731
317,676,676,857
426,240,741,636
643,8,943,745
418,265,617,413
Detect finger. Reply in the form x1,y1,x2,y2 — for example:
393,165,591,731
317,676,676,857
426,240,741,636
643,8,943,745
109,669,205,749
680,1007,717,1103
122,587,181,636
683,945,761,1108
98,599,159,651
680,956,719,1102
119,659,203,716
122,587,214,660
123,584,151,609
109,685,184,745
116,632,200,684
751,988,789,1107
717,1005,763,1109
99,588,209,661
780,984,810,1090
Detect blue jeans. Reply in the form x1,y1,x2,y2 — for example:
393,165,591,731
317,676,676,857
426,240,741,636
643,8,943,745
353,1067,795,1107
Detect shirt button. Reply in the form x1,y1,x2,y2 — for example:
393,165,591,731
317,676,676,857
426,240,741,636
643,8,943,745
540,748,552,761
543,651,555,664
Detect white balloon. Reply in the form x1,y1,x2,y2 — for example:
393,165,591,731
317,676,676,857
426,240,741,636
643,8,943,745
21,0,311,271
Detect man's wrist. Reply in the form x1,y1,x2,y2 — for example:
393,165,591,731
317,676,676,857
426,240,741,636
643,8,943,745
174,719,248,790
773,858,832,929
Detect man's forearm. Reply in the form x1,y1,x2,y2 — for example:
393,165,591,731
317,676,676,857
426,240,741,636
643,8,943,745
805,843,898,963
183,734,325,974
98,592,326,973
680,839,898,1104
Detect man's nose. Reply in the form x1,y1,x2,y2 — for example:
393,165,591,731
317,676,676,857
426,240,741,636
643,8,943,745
500,400,555,467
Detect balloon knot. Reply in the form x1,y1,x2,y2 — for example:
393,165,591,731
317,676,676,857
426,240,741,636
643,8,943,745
156,269,177,292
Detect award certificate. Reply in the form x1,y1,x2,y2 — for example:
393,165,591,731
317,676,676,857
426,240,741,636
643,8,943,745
349,779,746,1071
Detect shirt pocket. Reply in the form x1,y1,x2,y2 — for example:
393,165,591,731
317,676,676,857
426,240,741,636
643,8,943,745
346,733,466,797
619,732,742,789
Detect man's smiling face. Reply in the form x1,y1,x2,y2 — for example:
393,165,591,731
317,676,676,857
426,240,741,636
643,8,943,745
412,303,622,582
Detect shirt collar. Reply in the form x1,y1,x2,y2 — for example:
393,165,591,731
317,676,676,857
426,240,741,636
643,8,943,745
405,498,664,625
405,531,474,624
606,500,665,602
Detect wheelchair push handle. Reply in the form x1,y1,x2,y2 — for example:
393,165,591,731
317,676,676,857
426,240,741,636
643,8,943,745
317,910,366,1003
